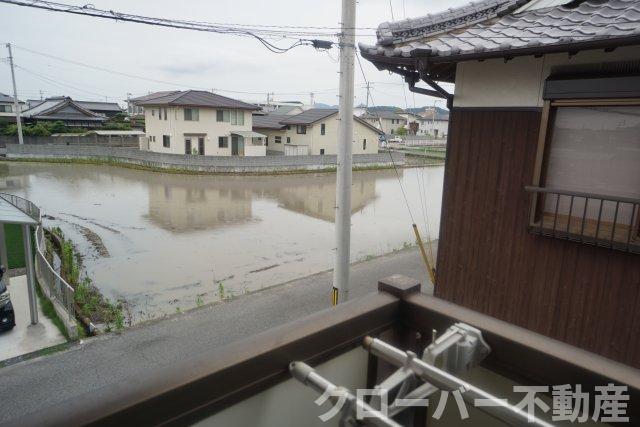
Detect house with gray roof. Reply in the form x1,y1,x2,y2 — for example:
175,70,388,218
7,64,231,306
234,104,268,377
253,108,383,155
360,110,407,134
361,0,640,362
20,97,107,128
131,90,265,156
28,98,123,118
0,93,25,119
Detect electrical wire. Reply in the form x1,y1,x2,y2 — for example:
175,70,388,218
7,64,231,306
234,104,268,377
0,0,342,53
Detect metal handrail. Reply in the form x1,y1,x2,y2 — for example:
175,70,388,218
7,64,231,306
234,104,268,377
0,192,75,320
34,226,75,320
525,186,640,205
525,186,639,254
0,192,41,221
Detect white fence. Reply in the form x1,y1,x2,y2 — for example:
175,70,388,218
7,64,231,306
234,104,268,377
0,193,76,325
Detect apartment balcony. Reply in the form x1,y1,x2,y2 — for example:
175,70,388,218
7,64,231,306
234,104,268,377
18,275,639,426
526,186,640,254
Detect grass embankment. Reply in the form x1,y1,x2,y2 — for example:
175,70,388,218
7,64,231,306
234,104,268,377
48,227,124,332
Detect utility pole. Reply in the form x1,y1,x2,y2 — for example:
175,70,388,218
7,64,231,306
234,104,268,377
6,43,23,145
332,0,356,306
309,92,315,107
365,82,371,109
431,100,436,137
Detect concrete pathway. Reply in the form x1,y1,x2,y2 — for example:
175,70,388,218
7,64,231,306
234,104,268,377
0,275,66,361
0,248,431,424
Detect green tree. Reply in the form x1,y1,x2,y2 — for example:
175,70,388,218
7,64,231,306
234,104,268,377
396,126,407,136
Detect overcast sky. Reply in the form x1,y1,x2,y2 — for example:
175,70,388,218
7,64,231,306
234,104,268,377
0,0,466,109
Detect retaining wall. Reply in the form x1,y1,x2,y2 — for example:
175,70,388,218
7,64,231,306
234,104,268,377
6,145,405,174
0,135,139,147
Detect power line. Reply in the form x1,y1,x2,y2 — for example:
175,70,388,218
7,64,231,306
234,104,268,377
0,0,341,53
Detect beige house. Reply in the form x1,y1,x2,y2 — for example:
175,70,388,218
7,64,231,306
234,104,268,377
253,109,382,155
132,90,265,156
360,111,407,135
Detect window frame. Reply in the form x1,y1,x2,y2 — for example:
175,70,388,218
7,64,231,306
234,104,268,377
320,123,325,135
274,136,282,144
162,135,170,148
217,110,230,122
296,125,307,134
218,136,229,148
184,108,199,121
529,97,640,240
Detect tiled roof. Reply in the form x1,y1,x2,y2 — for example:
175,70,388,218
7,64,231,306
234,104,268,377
131,90,258,110
22,97,106,121
0,93,21,103
253,109,383,134
280,108,339,125
360,0,640,61
77,101,122,112
361,111,405,120
252,113,289,129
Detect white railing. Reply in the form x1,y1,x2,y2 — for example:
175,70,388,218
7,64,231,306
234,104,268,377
34,226,75,320
0,192,75,321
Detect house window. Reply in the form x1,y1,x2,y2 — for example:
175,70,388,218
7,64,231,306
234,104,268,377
286,137,291,144
275,136,282,144
321,123,325,135
162,108,168,120
218,136,229,148
151,109,155,117
0,105,11,113
230,110,244,125
530,100,640,249
217,110,230,122
296,125,307,134
184,108,199,121
320,149,325,155
162,135,170,148
363,139,366,150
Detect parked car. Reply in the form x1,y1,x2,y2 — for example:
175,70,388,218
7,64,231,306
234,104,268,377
388,136,403,144
0,266,15,332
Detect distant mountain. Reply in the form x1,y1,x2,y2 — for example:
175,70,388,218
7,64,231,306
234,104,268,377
314,102,338,109
406,106,449,115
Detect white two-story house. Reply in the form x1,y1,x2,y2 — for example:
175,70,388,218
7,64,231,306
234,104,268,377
253,109,383,155
0,93,25,119
132,90,264,156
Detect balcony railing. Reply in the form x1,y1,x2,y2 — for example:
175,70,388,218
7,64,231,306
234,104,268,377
14,276,640,426
525,186,639,254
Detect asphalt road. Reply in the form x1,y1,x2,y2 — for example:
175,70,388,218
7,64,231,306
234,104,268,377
0,247,431,424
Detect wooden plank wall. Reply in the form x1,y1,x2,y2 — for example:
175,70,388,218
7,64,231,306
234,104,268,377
435,108,640,367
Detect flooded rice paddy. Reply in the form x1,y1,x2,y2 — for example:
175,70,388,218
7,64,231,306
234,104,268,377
0,162,444,323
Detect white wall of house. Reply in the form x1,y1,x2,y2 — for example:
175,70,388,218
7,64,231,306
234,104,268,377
416,118,449,138
145,106,254,156
264,115,380,155
362,116,406,134
0,102,25,117
453,45,640,108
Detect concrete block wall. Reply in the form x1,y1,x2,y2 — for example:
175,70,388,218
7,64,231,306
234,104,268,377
6,145,406,174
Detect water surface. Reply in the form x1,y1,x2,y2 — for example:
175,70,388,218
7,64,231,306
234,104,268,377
0,162,443,322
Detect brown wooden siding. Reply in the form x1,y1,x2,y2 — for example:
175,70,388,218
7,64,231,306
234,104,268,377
435,108,640,367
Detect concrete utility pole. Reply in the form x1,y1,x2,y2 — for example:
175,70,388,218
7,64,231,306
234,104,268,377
332,0,356,305
309,92,315,106
6,43,24,145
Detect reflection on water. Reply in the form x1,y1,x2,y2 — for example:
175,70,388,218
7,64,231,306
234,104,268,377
0,162,444,323
147,172,378,231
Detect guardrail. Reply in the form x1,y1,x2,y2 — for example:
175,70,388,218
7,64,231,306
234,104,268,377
525,186,640,254
0,192,75,321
